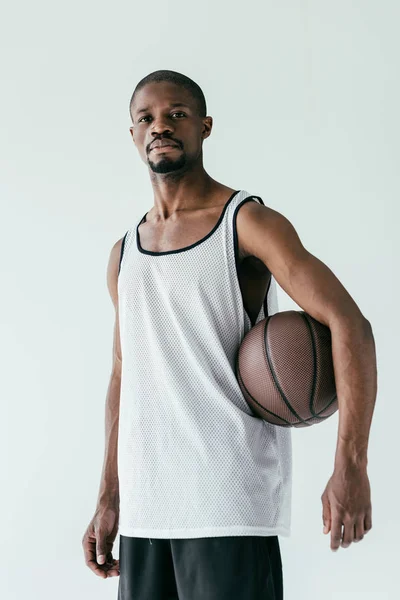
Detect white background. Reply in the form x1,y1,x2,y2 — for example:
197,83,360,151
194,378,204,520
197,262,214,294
1,1,398,599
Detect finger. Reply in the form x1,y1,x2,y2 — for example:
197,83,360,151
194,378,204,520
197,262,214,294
87,558,108,578
83,535,107,577
83,536,101,570
105,559,120,578
322,497,331,534
106,568,120,578
105,567,120,577
353,517,365,543
364,510,372,533
341,517,355,548
330,513,343,552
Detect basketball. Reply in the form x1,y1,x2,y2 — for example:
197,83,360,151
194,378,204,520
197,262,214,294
236,310,338,427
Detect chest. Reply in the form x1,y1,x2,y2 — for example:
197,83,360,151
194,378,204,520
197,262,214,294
137,210,271,326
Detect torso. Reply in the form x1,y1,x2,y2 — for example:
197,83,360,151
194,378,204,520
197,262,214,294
137,186,271,324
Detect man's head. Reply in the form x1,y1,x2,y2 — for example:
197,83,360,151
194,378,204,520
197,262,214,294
129,70,213,176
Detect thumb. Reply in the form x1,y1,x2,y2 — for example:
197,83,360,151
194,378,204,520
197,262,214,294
96,530,106,564
322,499,331,534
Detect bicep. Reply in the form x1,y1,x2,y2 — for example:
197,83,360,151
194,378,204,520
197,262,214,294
243,203,366,328
274,250,364,328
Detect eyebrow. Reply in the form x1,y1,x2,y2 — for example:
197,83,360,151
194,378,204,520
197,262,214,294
135,102,192,116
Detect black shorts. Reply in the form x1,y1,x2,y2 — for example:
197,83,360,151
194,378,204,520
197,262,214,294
117,534,283,600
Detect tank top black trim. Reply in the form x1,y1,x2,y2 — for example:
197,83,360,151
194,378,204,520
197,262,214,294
118,230,128,276
232,195,272,326
135,189,242,256
120,191,274,323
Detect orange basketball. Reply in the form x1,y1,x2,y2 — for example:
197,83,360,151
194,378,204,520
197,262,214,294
236,310,338,428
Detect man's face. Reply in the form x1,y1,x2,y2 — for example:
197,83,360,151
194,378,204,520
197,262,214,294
129,82,212,175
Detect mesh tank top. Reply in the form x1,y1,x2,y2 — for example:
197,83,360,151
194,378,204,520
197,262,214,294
117,189,292,539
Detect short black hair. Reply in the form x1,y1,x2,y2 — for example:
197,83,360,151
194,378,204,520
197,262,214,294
129,70,207,122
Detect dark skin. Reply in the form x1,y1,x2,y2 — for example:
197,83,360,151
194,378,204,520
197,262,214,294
129,80,236,225
81,239,122,579
82,81,235,579
82,80,376,578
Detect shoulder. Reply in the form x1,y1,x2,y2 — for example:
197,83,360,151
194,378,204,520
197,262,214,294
236,196,282,223
236,199,298,260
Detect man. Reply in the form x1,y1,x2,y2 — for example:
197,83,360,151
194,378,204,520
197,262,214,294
82,70,376,599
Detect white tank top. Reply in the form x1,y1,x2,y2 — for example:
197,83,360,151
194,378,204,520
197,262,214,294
117,189,292,539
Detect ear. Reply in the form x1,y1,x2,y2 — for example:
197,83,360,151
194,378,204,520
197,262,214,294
202,116,213,140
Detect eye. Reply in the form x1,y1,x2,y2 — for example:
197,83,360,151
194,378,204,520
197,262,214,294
138,112,186,123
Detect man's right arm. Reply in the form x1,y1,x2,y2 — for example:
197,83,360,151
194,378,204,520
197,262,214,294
96,236,124,511
82,235,125,578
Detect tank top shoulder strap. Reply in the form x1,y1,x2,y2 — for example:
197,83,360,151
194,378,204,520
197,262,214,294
228,191,266,214
117,218,139,276
118,230,128,275
225,191,266,243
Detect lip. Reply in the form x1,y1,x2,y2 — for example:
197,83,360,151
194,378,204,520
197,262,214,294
150,143,179,151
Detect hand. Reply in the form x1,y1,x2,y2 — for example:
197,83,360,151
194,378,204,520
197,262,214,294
321,463,372,552
82,504,120,578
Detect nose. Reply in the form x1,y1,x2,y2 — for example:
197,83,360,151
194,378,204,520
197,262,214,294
150,116,174,136
150,132,178,152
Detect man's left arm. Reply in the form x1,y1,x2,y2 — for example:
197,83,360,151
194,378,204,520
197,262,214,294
239,201,377,552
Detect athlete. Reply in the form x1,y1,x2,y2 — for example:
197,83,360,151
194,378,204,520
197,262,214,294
82,70,376,599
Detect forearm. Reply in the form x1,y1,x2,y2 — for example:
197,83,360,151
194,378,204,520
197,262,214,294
96,373,121,508
329,316,377,469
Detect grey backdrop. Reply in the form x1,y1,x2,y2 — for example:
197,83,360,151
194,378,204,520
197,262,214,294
1,1,398,599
